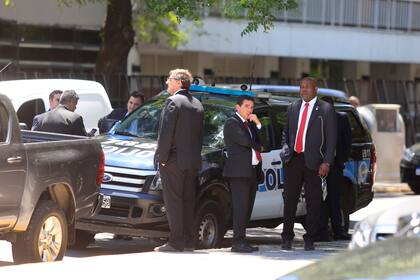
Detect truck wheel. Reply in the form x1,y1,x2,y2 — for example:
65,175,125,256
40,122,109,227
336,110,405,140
194,199,225,249
12,200,68,263
408,183,420,194
68,230,95,249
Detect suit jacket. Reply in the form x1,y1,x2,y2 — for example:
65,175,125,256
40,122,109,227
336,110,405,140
283,98,337,170
335,111,352,166
33,105,87,136
97,108,128,133
156,89,204,170
223,114,263,178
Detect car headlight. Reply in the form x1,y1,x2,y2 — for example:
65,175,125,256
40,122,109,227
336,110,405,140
403,148,415,162
149,172,162,191
349,221,373,249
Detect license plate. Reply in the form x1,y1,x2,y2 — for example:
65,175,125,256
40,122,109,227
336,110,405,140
101,195,111,209
416,168,420,176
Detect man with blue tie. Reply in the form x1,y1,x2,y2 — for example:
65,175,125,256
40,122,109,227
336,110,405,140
281,77,337,251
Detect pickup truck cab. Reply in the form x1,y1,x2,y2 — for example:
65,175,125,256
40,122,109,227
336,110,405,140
0,93,104,263
0,79,113,134
78,85,375,249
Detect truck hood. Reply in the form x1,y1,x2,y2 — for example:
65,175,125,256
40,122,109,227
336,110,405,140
96,134,157,170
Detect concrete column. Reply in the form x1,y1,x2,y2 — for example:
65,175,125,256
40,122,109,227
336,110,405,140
343,61,370,79
279,57,310,79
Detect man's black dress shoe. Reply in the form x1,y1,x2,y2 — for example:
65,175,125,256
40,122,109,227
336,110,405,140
281,240,292,250
304,240,315,251
154,243,183,252
231,242,258,253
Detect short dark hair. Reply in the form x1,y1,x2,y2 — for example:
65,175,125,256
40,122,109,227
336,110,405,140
300,77,318,87
130,91,144,103
49,90,63,101
237,95,255,106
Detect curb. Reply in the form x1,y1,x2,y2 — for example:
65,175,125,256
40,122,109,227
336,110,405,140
373,182,412,193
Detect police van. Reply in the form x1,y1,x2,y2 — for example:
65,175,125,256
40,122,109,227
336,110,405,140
76,84,375,249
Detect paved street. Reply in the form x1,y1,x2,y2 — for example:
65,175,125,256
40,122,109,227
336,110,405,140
0,191,415,279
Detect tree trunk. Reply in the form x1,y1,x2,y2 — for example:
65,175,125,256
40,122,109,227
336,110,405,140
95,0,134,100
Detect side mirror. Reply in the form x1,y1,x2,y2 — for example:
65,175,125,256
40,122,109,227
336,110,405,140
19,122,28,130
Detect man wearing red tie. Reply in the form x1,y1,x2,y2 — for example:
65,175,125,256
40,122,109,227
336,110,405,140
223,95,263,253
281,77,337,251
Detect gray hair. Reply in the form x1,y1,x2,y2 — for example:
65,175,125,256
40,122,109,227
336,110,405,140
169,69,193,89
59,90,79,105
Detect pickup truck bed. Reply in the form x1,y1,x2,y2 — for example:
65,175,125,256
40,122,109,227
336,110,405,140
0,94,104,263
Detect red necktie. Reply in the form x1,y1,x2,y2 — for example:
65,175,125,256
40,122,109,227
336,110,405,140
295,102,309,153
244,122,262,162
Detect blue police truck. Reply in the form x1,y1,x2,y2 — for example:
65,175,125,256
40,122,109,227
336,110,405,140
76,84,375,249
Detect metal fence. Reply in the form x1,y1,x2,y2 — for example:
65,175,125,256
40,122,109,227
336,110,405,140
1,72,420,145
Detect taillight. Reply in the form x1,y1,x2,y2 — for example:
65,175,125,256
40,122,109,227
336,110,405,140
370,145,376,185
96,149,105,186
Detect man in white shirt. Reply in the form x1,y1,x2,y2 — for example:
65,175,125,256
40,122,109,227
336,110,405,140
281,77,337,251
223,95,263,253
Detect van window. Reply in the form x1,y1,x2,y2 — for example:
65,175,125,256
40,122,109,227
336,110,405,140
0,103,9,143
376,109,398,132
17,99,45,128
270,106,288,149
76,93,110,130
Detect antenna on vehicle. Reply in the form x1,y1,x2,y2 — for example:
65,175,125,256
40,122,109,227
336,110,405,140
0,61,12,74
249,48,257,91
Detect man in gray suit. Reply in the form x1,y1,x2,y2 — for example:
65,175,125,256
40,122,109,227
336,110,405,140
32,90,87,136
154,69,204,252
281,77,337,251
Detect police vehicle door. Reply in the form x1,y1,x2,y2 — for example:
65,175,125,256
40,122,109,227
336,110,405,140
250,107,285,220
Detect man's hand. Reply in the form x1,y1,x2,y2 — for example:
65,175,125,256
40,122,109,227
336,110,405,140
318,163,330,177
248,114,261,126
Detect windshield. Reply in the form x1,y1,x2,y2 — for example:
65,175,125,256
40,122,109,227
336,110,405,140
114,97,166,139
113,95,234,148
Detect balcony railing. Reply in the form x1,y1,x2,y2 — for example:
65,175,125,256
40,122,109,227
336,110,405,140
206,0,420,32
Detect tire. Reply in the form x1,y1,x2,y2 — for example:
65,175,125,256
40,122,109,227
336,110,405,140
12,200,68,263
194,199,225,249
68,230,95,249
408,183,420,194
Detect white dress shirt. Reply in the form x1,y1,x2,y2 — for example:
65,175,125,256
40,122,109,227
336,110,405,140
236,112,262,165
294,97,317,153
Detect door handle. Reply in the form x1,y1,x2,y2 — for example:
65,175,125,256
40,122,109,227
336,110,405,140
7,156,22,164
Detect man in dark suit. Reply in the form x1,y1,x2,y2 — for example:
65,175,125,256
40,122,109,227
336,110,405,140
281,77,337,251
154,69,204,252
97,91,144,134
318,96,352,241
32,90,87,136
223,95,263,253
31,90,63,130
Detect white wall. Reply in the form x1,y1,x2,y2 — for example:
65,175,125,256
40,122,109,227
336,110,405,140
178,17,420,64
0,0,105,28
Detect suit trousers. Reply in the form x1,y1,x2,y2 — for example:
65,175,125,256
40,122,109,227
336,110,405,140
319,164,344,236
229,173,258,243
281,153,322,242
160,161,197,250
